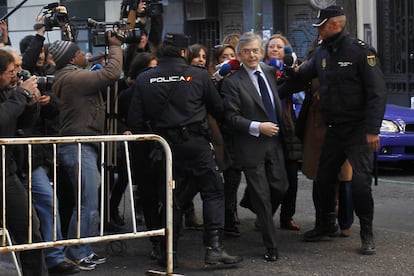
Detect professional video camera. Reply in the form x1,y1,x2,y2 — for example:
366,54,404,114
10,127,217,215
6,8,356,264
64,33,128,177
18,69,54,92
42,2,70,32
120,0,163,19
87,18,142,47
141,0,163,17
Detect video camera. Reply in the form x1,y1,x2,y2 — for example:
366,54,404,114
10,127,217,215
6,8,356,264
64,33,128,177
120,0,163,18
42,2,70,32
18,69,54,92
87,18,142,47
141,0,163,17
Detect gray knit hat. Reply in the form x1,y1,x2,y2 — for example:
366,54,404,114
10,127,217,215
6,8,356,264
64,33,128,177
48,40,80,70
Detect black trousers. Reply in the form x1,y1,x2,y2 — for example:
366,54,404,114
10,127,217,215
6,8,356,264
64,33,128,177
243,139,288,250
1,172,48,275
316,125,374,226
171,134,225,233
279,159,299,222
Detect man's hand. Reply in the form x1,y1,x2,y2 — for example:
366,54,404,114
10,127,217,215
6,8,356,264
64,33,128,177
38,95,51,106
366,133,380,152
34,16,46,36
19,76,41,105
107,31,124,46
259,122,279,137
0,20,9,44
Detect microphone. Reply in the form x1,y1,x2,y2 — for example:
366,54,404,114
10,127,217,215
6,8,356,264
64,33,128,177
227,59,240,70
87,18,106,28
213,59,240,81
284,45,293,55
44,2,59,9
283,45,297,69
283,54,294,68
218,63,232,76
90,64,103,71
268,58,284,71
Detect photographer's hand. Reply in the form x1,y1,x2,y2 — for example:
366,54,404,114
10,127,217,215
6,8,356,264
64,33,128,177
0,20,9,45
34,16,46,36
38,95,51,106
19,76,41,105
107,31,123,46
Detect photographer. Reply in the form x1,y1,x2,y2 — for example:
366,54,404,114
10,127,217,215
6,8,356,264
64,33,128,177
49,31,123,270
20,16,55,76
0,48,48,275
122,0,163,74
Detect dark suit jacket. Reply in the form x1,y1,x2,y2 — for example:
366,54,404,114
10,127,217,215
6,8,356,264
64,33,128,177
221,63,284,168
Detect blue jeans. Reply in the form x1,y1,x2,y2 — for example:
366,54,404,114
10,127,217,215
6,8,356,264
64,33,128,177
23,166,66,268
58,144,100,261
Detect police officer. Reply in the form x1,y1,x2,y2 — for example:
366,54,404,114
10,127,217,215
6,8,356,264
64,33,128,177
294,6,387,255
128,33,242,266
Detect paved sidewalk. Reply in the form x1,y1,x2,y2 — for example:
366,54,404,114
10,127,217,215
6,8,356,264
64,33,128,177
1,172,414,275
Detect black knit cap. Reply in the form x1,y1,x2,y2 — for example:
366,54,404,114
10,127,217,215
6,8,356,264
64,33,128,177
48,40,80,70
163,33,189,49
312,5,344,27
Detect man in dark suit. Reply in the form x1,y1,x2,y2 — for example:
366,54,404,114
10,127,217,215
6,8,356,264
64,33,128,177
221,32,288,262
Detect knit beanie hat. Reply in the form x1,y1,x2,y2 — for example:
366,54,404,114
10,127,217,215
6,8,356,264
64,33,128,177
48,40,80,70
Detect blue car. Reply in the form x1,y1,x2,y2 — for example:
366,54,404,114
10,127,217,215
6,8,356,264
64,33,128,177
293,100,414,165
378,104,414,164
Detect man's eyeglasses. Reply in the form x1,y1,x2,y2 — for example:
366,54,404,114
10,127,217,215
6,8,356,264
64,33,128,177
2,69,16,76
240,48,260,55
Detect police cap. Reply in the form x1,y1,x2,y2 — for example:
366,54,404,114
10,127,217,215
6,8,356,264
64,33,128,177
312,5,344,27
163,33,189,49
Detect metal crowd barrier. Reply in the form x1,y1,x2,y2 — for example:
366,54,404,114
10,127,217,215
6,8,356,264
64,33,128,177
0,134,176,275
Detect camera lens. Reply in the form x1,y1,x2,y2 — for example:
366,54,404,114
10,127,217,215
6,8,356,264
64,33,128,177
124,29,142,44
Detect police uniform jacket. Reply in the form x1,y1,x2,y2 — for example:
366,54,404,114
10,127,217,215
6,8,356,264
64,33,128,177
128,56,224,133
298,31,387,134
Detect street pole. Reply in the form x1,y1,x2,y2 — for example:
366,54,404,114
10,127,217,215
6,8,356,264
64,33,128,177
252,0,263,35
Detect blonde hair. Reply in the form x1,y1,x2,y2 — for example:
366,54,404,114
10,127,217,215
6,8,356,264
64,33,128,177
263,34,291,62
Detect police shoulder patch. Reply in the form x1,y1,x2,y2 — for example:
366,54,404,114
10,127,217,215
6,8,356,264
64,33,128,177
367,55,376,67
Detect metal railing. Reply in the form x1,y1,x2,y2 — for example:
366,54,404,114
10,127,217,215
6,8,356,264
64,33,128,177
0,134,175,275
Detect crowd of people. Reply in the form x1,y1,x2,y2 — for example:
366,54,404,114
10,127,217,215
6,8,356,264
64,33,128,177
0,3,387,275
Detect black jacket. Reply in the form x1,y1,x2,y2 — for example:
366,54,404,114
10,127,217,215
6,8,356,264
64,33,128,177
298,31,387,134
128,56,224,133
0,87,39,175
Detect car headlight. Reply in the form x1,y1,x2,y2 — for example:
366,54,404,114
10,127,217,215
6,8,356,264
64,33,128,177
380,119,400,133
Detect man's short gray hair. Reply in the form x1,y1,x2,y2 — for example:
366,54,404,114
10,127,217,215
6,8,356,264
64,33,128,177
236,32,262,55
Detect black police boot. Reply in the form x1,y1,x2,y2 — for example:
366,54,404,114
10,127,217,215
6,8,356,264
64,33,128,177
204,229,243,265
360,219,376,255
304,212,338,242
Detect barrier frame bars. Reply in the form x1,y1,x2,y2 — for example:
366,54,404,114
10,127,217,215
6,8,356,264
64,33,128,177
0,134,175,275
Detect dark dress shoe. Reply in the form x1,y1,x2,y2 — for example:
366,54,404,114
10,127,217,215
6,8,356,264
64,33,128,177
280,219,301,231
48,260,80,275
360,236,376,255
264,248,278,262
223,224,241,237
